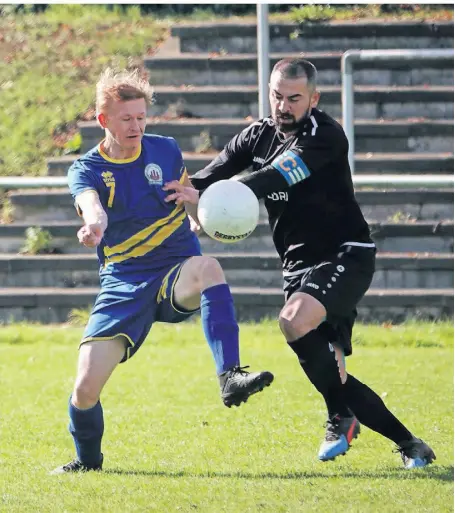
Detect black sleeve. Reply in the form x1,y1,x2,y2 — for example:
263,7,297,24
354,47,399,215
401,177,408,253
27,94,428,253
238,165,289,199
190,121,260,191
238,124,347,199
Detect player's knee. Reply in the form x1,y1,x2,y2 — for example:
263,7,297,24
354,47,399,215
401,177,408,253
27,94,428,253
194,256,226,287
72,379,100,409
278,296,324,341
279,313,314,341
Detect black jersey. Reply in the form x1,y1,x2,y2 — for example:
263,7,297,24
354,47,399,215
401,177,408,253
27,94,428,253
191,108,373,268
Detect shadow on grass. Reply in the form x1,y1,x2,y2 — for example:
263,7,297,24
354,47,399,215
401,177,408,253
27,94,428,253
105,465,454,482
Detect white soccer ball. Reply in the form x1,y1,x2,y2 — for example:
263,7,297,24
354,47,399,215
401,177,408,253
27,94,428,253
197,179,260,243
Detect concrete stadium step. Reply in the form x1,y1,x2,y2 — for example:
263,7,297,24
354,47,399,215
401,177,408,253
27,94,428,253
46,152,455,176
197,221,453,253
354,189,454,222
182,152,455,175
148,85,454,121
0,252,452,290
0,286,452,324
0,220,452,254
47,155,77,176
145,52,454,86
171,21,453,53
78,118,454,154
7,188,454,223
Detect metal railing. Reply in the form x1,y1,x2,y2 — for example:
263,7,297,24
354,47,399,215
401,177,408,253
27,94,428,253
0,176,68,189
0,174,453,191
341,48,454,178
257,3,270,119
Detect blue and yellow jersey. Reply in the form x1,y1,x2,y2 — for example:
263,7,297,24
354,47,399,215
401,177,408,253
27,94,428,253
68,134,201,277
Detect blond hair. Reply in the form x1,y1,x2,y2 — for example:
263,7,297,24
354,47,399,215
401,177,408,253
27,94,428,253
96,68,154,115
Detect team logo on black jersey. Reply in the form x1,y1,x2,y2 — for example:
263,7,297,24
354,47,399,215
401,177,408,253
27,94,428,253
145,163,163,185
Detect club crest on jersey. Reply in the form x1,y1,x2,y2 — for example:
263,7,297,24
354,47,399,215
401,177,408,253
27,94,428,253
145,163,163,185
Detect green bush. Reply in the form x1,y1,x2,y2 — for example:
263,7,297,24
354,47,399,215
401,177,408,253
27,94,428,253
20,227,54,254
0,190,14,223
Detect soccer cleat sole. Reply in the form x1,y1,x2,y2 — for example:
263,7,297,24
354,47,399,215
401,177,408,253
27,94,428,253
405,448,437,469
319,432,359,462
223,373,274,408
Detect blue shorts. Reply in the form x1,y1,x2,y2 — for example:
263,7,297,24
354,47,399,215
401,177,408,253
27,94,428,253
81,260,199,362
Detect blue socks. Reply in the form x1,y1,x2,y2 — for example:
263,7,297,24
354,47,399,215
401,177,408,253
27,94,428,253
68,397,104,467
200,283,240,374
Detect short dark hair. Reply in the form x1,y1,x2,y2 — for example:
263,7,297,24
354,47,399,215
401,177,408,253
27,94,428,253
271,58,318,89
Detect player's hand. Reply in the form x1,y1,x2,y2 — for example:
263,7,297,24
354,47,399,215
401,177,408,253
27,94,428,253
77,223,104,248
163,180,200,205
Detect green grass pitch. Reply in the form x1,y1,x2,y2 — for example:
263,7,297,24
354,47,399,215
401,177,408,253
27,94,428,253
0,321,453,512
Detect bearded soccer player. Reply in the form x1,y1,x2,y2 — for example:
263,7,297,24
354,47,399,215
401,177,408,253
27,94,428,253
173,58,435,469
51,68,274,474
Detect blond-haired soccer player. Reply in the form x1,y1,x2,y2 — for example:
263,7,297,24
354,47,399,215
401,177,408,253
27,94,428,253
52,68,273,474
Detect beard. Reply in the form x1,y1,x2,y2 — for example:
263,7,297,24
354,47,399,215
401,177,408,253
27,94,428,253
276,115,299,133
275,107,312,134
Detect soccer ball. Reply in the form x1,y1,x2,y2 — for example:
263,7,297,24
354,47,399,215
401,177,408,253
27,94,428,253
197,179,260,243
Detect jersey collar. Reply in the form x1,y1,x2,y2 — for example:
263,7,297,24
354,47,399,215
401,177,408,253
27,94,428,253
98,140,142,164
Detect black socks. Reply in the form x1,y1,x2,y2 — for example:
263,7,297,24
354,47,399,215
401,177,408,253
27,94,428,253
288,329,351,418
343,374,413,445
288,330,414,444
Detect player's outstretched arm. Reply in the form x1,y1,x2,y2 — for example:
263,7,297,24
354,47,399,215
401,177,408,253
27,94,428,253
75,190,108,248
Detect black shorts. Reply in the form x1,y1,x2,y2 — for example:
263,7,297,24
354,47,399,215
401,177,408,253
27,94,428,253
283,242,376,356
